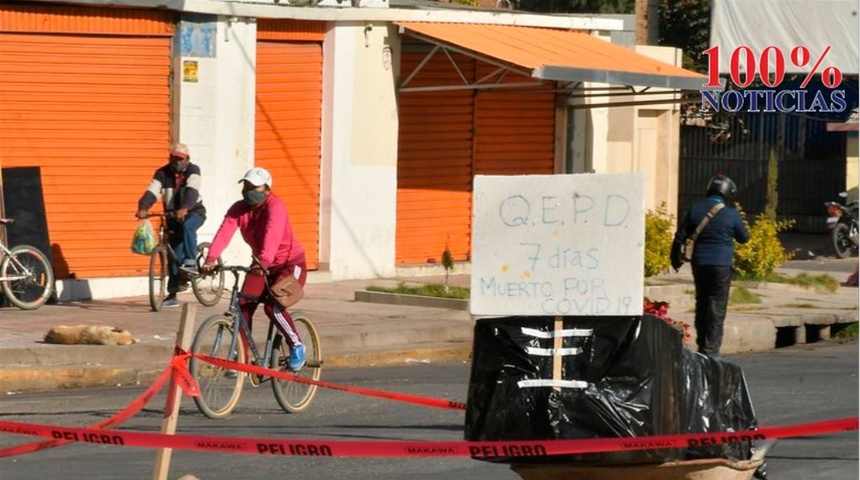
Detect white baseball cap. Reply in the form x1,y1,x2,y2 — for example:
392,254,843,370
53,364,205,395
240,167,273,188
170,143,190,159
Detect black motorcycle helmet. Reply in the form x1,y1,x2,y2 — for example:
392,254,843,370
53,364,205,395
706,174,737,203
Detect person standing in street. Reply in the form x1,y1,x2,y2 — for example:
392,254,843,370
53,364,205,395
200,167,308,370
671,174,750,356
136,143,206,307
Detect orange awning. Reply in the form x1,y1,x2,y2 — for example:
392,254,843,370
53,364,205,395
397,22,712,91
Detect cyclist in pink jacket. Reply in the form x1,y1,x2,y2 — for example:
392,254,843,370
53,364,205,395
201,167,308,370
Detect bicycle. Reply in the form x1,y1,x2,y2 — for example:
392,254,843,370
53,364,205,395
0,217,54,310
144,212,225,312
188,264,322,419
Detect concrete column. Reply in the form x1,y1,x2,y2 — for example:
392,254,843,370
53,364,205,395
321,23,399,280
175,15,257,266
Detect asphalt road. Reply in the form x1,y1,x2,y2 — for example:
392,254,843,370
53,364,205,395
0,339,857,480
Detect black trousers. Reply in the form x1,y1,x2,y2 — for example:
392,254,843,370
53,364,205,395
691,265,733,356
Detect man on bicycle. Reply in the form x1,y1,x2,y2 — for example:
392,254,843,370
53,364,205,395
136,143,206,307
200,167,308,370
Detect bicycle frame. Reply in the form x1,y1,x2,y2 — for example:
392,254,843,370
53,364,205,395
150,213,181,266
218,269,282,376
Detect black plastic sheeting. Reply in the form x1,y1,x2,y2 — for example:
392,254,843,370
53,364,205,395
464,315,759,465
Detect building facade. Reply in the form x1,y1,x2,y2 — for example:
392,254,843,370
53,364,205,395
0,1,703,300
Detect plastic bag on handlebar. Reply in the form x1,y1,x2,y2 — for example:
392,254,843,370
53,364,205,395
131,219,157,255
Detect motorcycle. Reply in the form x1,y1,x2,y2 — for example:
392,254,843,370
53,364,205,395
825,192,859,259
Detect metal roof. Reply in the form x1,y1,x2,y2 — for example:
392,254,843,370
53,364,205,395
398,21,711,92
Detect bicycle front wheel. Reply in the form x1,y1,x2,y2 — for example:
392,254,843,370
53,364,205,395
148,245,167,312
272,311,322,413
190,315,245,419
191,242,225,307
1,245,54,310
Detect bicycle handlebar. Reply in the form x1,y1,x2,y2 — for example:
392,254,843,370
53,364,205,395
143,210,176,219
214,265,252,274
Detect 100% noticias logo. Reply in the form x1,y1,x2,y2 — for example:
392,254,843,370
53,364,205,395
700,45,847,113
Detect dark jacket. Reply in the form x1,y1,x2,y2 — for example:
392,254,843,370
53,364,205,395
672,196,750,267
138,163,206,217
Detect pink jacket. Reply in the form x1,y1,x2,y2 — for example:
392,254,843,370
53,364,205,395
205,194,305,269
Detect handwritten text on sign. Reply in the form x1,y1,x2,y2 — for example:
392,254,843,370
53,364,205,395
470,174,644,316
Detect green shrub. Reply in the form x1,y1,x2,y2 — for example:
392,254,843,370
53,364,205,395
733,204,795,279
834,322,859,339
644,203,675,277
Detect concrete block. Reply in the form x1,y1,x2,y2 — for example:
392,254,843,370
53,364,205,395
722,317,776,354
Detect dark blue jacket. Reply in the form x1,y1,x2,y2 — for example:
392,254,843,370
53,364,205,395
672,196,750,266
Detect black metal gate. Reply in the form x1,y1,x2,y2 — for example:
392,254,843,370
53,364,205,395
678,111,846,232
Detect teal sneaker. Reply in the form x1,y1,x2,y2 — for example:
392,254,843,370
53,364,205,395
288,343,306,371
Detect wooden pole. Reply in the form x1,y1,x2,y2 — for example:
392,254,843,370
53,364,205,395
552,316,563,393
152,302,196,480
635,0,660,45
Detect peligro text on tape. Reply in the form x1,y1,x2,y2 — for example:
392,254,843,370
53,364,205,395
0,417,855,458
0,355,181,458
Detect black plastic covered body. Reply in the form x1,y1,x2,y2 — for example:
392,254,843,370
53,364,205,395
464,315,758,465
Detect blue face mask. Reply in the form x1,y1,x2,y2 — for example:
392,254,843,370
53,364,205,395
243,189,266,206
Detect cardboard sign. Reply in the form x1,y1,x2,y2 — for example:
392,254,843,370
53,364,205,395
470,174,644,316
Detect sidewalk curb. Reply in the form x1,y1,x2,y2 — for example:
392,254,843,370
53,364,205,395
354,291,469,311
0,345,474,394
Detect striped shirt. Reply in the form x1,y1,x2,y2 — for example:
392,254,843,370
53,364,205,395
138,163,205,216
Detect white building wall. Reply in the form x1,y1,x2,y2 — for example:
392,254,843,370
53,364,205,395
604,45,682,216
321,22,399,280
199,17,257,267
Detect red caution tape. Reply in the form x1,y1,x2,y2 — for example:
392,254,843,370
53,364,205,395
171,353,200,398
192,353,466,411
0,361,173,458
0,417,855,458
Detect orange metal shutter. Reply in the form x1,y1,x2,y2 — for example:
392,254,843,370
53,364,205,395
473,86,557,175
396,51,475,265
0,5,173,279
256,20,325,269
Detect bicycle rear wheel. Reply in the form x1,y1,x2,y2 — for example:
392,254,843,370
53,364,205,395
190,315,245,419
271,311,322,413
191,242,225,307
148,245,167,312
1,244,54,310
